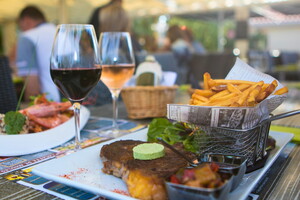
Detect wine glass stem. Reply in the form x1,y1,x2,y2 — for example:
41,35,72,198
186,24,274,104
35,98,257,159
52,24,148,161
73,102,81,151
111,89,120,130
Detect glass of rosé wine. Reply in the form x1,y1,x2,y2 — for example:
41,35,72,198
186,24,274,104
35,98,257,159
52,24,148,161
50,24,102,151
98,32,135,137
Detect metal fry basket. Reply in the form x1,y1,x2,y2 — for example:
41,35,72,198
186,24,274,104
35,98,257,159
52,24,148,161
193,109,300,169
194,121,271,168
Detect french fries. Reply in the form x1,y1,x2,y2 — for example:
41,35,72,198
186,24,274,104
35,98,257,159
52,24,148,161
203,72,211,90
256,80,277,103
274,86,289,95
190,73,288,107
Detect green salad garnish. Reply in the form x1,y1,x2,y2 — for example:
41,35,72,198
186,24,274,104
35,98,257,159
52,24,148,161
147,118,199,153
3,52,36,134
4,111,26,135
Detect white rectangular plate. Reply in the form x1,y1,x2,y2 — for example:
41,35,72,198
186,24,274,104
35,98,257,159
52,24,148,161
32,129,294,200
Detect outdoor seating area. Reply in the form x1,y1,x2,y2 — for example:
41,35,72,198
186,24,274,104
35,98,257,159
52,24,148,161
0,0,300,200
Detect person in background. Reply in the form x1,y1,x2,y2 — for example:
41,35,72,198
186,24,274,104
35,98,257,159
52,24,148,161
88,0,120,39
86,0,144,106
182,27,206,54
166,25,193,65
99,0,128,32
87,0,128,106
99,0,143,52
16,5,60,102
166,25,193,84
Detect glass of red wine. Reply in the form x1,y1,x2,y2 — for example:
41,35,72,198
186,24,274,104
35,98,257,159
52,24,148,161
99,32,135,137
50,24,102,151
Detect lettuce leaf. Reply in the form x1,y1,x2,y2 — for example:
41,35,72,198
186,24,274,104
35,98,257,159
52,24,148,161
147,118,198,153
4,111,26,135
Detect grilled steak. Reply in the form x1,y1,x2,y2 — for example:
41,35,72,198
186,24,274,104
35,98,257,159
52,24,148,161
100,140,194,200
101,140,144,177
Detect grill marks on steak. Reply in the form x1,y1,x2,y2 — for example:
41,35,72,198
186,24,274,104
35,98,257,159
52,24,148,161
100,140,194,200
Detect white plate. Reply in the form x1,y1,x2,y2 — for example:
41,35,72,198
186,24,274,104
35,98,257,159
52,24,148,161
32,129,293,200
0,106,90,157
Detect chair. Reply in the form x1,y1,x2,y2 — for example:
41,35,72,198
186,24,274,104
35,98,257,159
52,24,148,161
248,50,272,73
280,51,299,65
272,51,300,81
187,53,237,88
0,56,18,113
153,52,186,85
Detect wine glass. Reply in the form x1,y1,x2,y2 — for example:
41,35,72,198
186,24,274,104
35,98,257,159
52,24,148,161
99,32,135,137
50,24,102,151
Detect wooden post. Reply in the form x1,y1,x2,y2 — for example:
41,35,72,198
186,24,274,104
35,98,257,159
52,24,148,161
234,6,250,61
58,0,68,24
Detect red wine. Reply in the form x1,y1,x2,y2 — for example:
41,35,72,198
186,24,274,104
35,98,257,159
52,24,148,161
51,67,102,102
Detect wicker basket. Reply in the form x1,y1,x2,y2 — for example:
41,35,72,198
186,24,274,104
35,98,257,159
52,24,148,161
121,86,178,119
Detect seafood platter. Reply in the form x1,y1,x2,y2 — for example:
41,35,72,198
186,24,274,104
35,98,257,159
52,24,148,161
0,95,90,156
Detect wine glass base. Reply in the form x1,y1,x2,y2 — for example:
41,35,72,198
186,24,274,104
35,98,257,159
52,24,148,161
74,143,82,152
99,128,130,139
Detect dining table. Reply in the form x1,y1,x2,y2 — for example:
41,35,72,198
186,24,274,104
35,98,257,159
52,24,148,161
0,87,299,200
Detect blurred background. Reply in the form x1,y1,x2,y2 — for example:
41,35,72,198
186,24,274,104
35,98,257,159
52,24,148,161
0,0,300,89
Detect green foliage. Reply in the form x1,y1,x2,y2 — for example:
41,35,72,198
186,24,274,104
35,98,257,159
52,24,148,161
222,20,236,50
4,111,26,134
147,118,198,153
169,17,219,51
131,15,236,52
132,17,157,37
29,94,44,106
249,31,267,50
3,43,36,134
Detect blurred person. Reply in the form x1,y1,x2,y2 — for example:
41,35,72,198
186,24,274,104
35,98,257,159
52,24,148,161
99,0,129,33
144,35,159,52
100,1,147,67
183,27,206,54
166,25,193,84
88,0,121,39
16,5,60,102
87,0,143,106
90,0,142,53
166,25,193,65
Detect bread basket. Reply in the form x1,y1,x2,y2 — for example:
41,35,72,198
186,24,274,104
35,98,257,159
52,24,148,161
121,86,178,119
